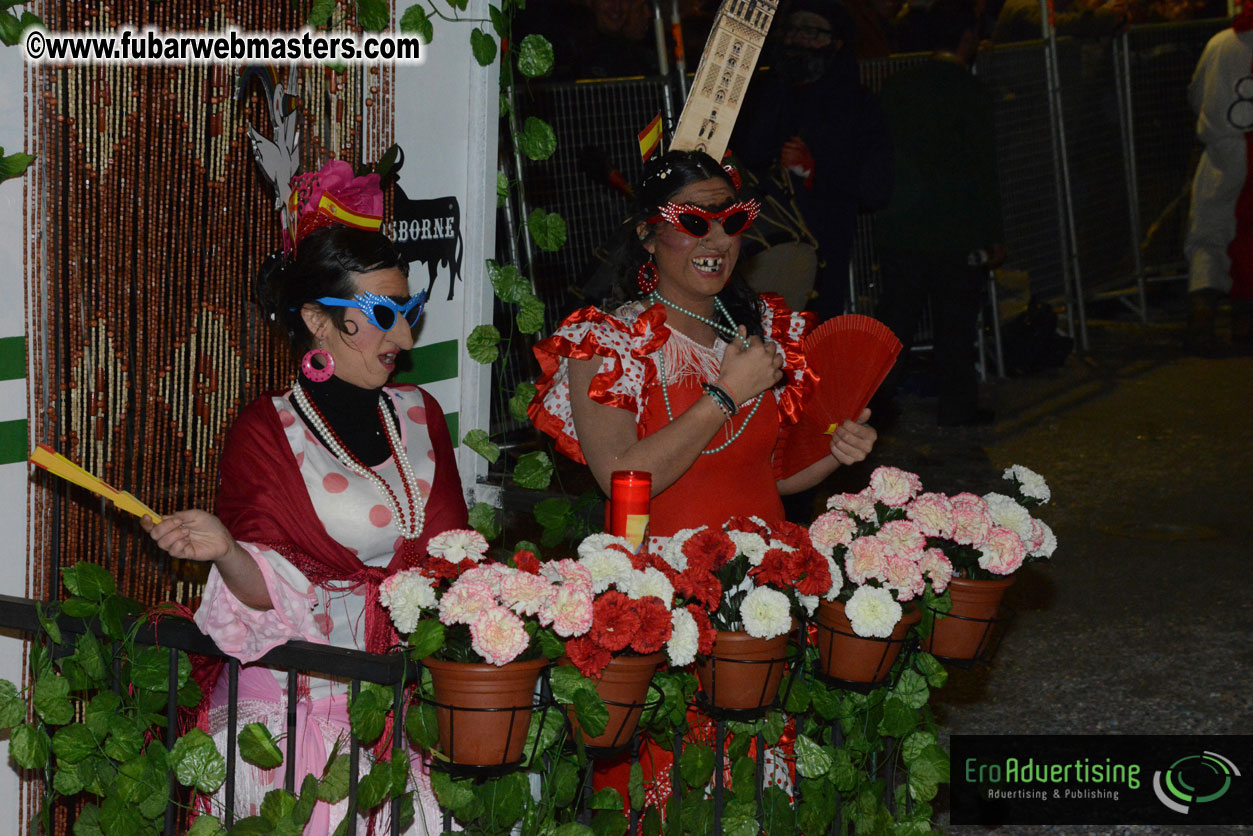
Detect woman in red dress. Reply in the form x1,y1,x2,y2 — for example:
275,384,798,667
529,150,878,809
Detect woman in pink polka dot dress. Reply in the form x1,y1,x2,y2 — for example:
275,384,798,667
144,224,467,835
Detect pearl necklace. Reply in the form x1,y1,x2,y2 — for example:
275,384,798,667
657,347,764,456
649,291,750,348
291,382,426,540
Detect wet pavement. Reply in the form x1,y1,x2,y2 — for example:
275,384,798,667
840,290,1253,835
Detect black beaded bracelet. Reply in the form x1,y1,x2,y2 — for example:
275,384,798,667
701,382,738,417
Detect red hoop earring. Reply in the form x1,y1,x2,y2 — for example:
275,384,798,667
636,259,659,294
721,163,742,192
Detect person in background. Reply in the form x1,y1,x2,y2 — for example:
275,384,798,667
1184,13,1253,354
733,0,894,322
991,0,1126,42
872,0,1005,427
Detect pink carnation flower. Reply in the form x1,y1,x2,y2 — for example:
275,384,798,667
977,526,1027,575
846,537,890,584
501,571,554,617
470,606,530,666
809,511,857,556
883,554,925,601
869,466,923,506
438,581,495,626
540,559,594,593
918,549,953,593
906,492,955,539
458,564,508,595
826,489,878,522
877,520,926,560
541,586,594,637
950,493,993,545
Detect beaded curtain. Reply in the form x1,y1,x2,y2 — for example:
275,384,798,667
26,0,395,612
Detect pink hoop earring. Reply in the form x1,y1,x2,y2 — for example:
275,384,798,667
301,348,335,382
637,259,659,294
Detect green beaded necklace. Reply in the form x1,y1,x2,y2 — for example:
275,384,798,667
650,293,765,455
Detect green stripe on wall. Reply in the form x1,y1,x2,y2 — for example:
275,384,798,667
446,412,458,448
394,340,458,386
0,419,27,464
0,336,24,381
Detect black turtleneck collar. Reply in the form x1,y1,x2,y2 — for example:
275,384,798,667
292,374,397,467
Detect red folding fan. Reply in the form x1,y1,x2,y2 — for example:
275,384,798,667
777,315,902,477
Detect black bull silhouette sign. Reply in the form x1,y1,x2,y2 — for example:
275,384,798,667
388,186,463,301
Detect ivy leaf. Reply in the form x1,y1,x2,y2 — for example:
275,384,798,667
72,803,104,836
489,4,509,37
407,619,445,661
762,709,786,746
33,673,73,725
61,598,99,618
307,0,334,27
551,758,581,807
809,681,839,720
129,646,172,692
517,34,554,77
548,666,592,704
783,677,811,714
260,788,298,824
62,562,116,601
797,778,837,834
36,601,62,645
902,729,938,766
398,4,433,42
794,734,834,779
466,324,501,364
487,259,529,303
516,293,546,334
0,679,26,729
481,772,529,830
54,758,86,796
73,632,108,684
430,769,476,812
462,428,501,464
572,688,608,739
171,728,227,794
529,207,567,252
318,747,351,803
536,627,565,659
893,669,930,710
229,816,273,835
103,713,144,762
914,651,948,688
509,382,538,423
12,721,50,769
877,695,917,738
521,706,565,769
470,28,497,66
51,723,96,764
447,0,469,10
512,450,554,490
534,497,572,534
518,117,557,162
357,0,390,31
0,149,36,181
349,685,388,745
828,747,857,792
404,701,440,750
239,722,284,770
84,692,121,739
680,744,715,790
468,502,502,541
187,814,226,836
730,757,755,803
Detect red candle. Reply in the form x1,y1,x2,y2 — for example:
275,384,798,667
608,470,651,549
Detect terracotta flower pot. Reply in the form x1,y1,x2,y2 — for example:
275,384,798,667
924,576,1015,661
814,600,921,686
423,656,547,767
696,627,794,712
570,651,664,751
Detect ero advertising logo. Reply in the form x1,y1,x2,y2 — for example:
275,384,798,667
1152,751,1241,814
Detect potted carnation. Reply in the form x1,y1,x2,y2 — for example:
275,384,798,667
559,532,714,751
656,516,833,713
378,530,595,767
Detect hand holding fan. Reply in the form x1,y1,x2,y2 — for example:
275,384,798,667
777,315,902,477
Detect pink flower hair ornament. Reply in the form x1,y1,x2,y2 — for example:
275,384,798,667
284,159,384,252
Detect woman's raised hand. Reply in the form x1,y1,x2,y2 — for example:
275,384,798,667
829,408,877,465
716,325,785,403
142,510,238,563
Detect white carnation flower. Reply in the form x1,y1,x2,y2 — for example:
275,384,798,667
578,549,635,594
1031,519,1058,559
983,492,1035,542
1003,464,1051,504
798,593,819,617
378,569,437,634
659,527,704,572
427,529,489,563
728,530,769,566
824,556,844,602
623,566,675,603
577,532,637,558
666,607,699,667
844,585,902,639
739,586,793,639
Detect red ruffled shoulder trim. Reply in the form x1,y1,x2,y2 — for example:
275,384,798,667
758,293,817,427
528,304,669,464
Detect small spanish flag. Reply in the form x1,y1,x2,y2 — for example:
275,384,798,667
638,112,663,163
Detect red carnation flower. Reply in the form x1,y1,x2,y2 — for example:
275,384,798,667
421,556,463,581
724,515,772,538
630,598,674,654
683,528,737,572
770,520,810,550
748,549,793,587
674,569,722,611
686,605,717,655
512,550,541,574
791,546,832,596
590,590,640,652
566,636,613,679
